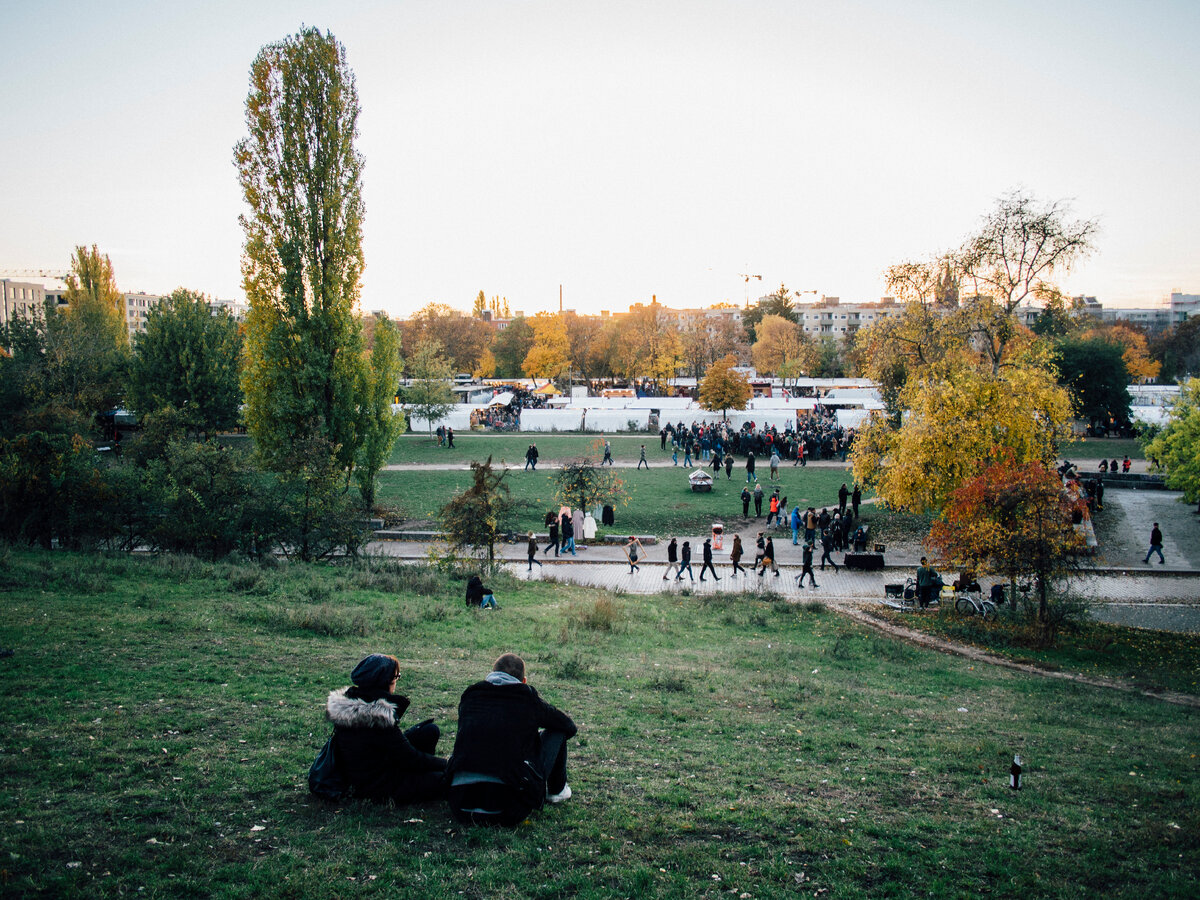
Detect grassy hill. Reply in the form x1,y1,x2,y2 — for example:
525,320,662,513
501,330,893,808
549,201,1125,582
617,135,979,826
0,547,1195,898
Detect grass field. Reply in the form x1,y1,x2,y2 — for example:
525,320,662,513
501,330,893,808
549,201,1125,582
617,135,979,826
376,464,856,535
1,547,1196,899
1063,436,1144,461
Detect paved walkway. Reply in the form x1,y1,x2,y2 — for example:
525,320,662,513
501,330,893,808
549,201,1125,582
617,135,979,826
365,538,1200,631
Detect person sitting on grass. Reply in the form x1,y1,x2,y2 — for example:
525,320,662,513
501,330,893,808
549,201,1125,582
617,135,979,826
466,574,499,609
446,653,577,827
325,654,448,806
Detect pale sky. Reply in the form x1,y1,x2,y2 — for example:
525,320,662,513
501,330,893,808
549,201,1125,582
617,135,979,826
2,0,1198,317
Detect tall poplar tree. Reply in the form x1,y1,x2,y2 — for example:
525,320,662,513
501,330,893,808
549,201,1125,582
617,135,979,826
234,27,367,474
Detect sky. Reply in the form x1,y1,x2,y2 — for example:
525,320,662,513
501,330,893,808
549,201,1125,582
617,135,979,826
2,0,1198,317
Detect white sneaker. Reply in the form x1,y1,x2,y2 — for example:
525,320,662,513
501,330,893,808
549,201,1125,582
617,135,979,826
547,784,572,804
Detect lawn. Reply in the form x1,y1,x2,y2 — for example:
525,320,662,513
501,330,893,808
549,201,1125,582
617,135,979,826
868,604,1200,697
1063,436,1144,461
389,432,659,466
0,547,1196,899
376,463,857,536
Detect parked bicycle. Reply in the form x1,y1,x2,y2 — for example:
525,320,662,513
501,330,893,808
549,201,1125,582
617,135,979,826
955,590,998,621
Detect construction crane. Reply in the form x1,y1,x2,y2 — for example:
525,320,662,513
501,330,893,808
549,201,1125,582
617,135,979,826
0,269,70,281
737,271,762,307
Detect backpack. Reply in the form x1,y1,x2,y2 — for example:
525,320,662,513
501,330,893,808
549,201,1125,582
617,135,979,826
308,734,348,802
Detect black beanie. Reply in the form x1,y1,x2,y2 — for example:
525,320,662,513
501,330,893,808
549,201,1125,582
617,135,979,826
351,654,397,690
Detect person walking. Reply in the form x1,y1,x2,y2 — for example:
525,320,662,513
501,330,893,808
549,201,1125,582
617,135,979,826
729,534,745,576
752,532,766,570
446,426,455,449
1144,523,1165,564
562,516,576,556
851,484,862,519
725,453,734,479
543,517,559,557
838,482,849,514
601,439,613,466
768,491,780,528
525,444,539,471
682,442,693,468
699,538,720,581
676,540,694,581
769,450,780,481
527,532,543,571
637,445,649,470
663,537,679,580
790,506,802,545
757,536,779,577
741,486,751,517
753,483,764,517
624,536,643,573
796,542,818,588
746,452,757,483
819,529,840,572
672,445,679,466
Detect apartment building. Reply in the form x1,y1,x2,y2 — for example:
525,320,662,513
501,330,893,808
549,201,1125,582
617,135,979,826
795,297,902,337
0,280,46,330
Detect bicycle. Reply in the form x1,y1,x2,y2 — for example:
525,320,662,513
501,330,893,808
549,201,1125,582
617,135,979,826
954,590,998,621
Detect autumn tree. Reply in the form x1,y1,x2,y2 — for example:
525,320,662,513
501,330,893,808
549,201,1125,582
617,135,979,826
523,312,570,386
42,245,132,422
354,317,405,508
438,456,513,568
1143,377,1200,511
404,340,455,434
928,454,1086,638
1150,317,1200,384
751,314,816,384
698,353,751,420
235,27,367,475
127,288,242,438
472,290,487,317
613,300,682,386
956,192,1097,374
851,348,1074,514
1081,322,1160,384
564,311,605,384
741,283,797,343
403,302,493,374
554,442,628,514
490,316,535,378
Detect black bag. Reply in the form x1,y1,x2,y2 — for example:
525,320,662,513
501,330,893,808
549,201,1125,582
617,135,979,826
308,735,347,801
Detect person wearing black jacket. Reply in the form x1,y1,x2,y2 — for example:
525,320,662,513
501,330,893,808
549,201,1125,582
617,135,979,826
699,537,720,581
663,537,679,580
676,540,694,580
325,654,447,805
446,653,577,826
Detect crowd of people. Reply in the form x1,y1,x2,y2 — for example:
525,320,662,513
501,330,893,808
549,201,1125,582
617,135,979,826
658,404,856,469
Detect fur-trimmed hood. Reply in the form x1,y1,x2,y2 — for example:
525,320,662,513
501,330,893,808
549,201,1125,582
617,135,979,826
326,687,411,728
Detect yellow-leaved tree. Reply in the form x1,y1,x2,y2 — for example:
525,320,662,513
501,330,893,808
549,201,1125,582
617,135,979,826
698,353,751,420
851,343,1074,513
751,314,817,385
522,312,570,386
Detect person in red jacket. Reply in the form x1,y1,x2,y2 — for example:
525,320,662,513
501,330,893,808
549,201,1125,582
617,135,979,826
446,653,577,826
